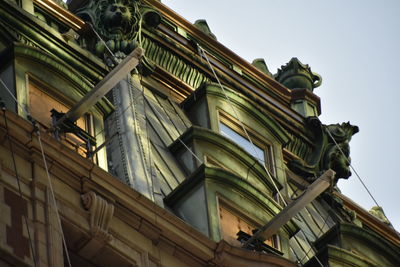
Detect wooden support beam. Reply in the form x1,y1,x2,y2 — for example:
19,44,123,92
243,169,335,248
52,47,143,128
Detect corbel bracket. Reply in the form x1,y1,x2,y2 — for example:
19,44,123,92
80,191,114,258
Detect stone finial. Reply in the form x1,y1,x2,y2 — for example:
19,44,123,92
275,58,322,91
252,58,273,77
194,20,217,40
81,191,114,242
369,206,392,225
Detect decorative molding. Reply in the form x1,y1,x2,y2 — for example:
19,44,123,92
81,191,114,243
335,192,400,246
275,57,322,92
33,0,84,30
0,1,109,83
288,117,358,183
286,133,313,160
142,37,208,90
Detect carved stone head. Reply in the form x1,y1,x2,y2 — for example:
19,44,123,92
98,0,139,41
75,0,141,58
288,118,359,183
323,122,359,180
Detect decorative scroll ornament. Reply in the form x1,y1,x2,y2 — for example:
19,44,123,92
81,191,114,242
288,117,358,183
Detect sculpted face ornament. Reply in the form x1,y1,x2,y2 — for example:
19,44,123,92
101,0,136,40
324,123,359,181
75,0,141,59
288,117,359,183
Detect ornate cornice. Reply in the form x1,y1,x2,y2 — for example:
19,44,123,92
142,36,208,90
141,0,292,98
33,0,84,30
0,0,108,83
334,192,400,246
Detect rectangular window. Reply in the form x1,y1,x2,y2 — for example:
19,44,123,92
220,122,266,163
218,114,275,176
29,80,86,129
28,77,94,158
219,201,278,249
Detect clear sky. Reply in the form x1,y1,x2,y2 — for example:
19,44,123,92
162,0,400,230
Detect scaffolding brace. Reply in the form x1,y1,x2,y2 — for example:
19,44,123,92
242,169,335,248
52,47,143,128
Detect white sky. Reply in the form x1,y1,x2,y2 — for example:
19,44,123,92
162,0,400,231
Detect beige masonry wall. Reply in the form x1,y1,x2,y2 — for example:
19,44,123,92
0,111,212,267
0,111,300,267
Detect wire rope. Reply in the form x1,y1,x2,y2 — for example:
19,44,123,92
0,78,72,267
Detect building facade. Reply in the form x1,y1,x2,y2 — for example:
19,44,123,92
0,0,399,266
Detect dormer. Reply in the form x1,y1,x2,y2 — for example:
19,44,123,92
165,82,298,257
181,82,291,186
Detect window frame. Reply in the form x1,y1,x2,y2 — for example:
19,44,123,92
217,196,281,250
27,74,97,159
217,110,276,177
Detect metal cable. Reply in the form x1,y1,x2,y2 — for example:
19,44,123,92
88,23,116,59
198,47,329,267
142,90,204,165
198,46,287,206
325,127,400,240
37,129,72,267
325,127,380,207
0,78,72,267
